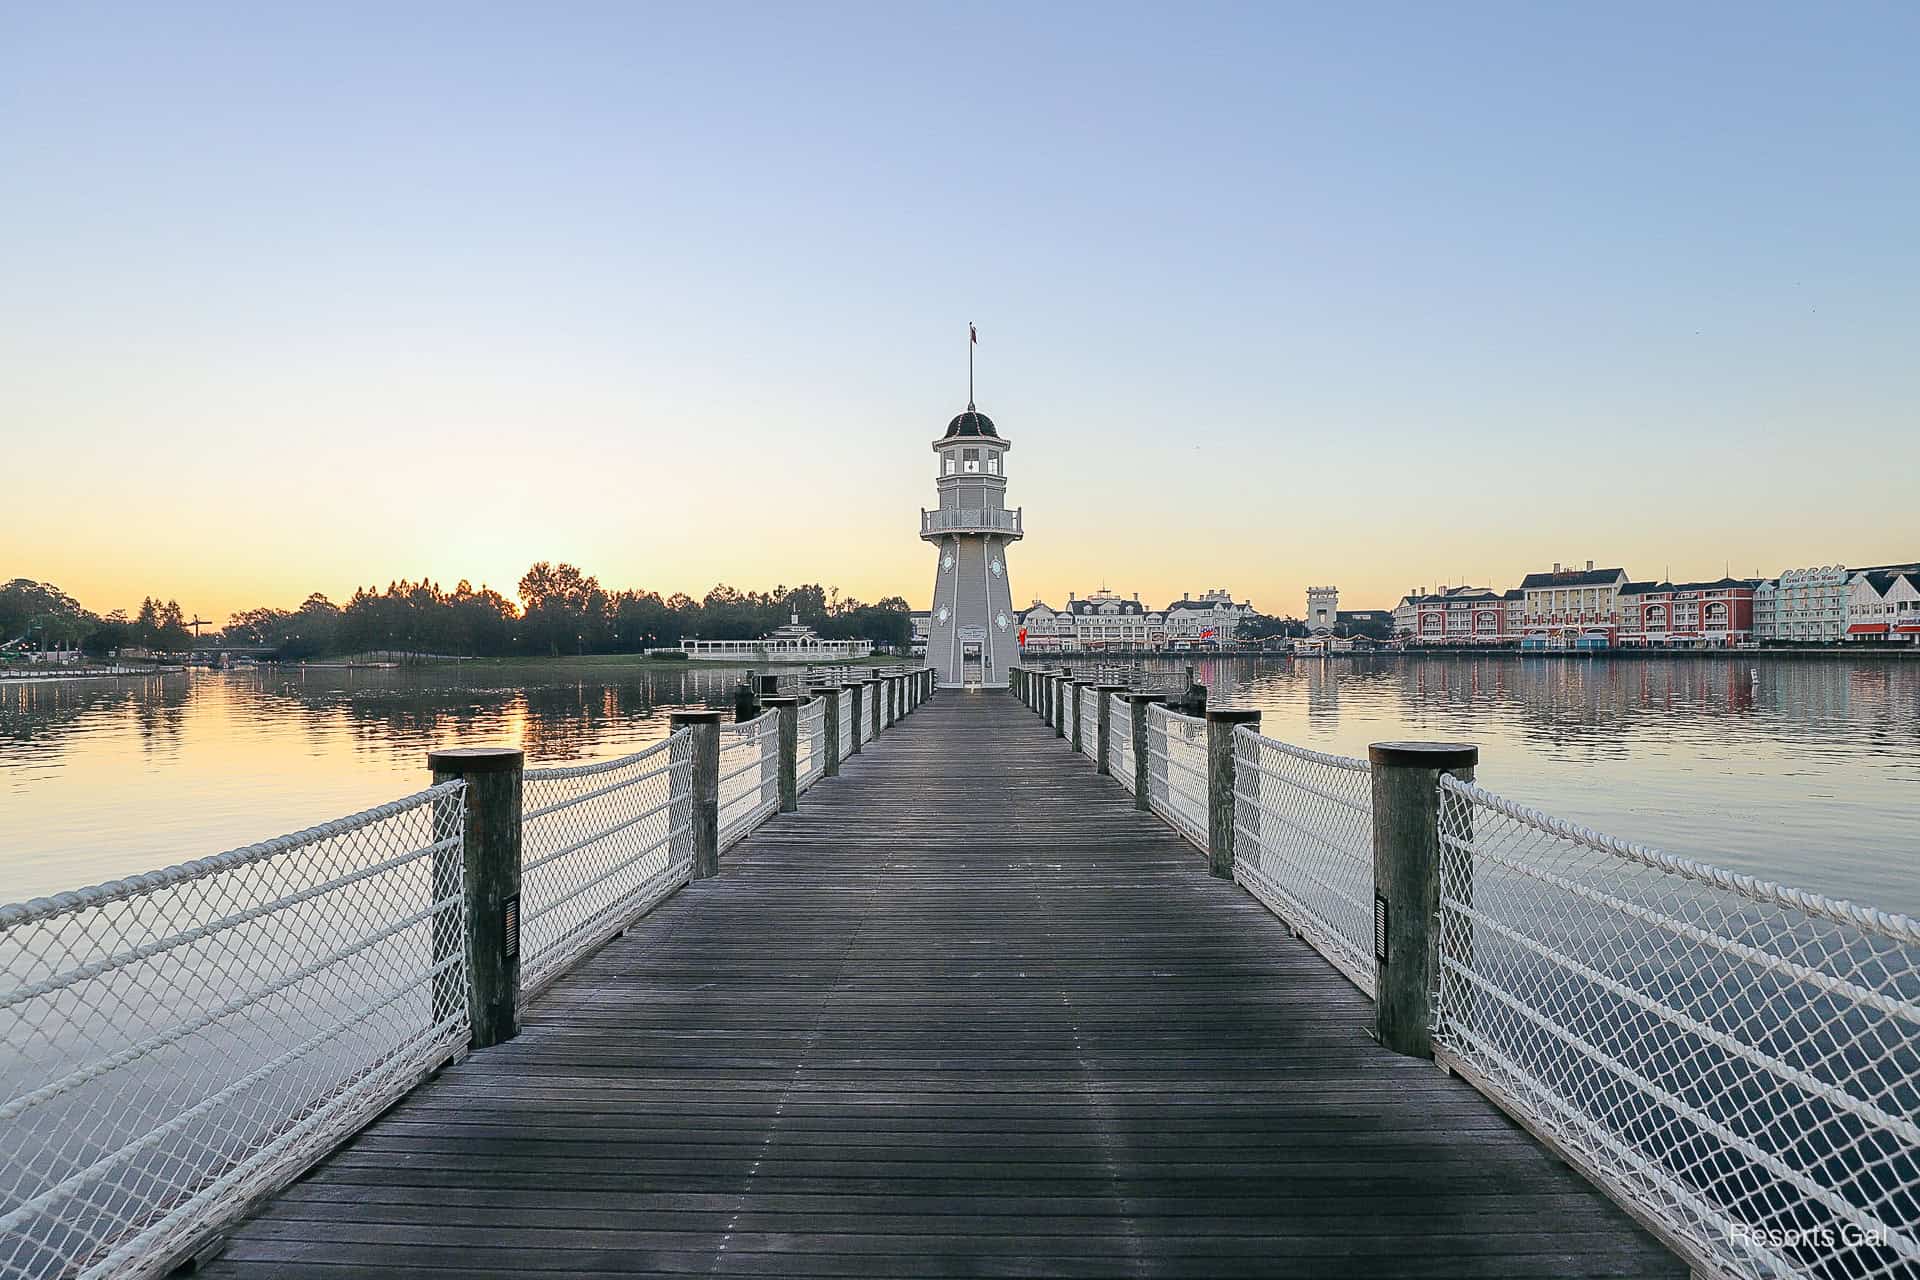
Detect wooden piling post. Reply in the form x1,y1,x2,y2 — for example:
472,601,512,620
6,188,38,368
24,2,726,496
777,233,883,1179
867,678,882,738
764,696,800,813
1094,684,1126,776
734,680,761,723
809,686,841,776
1126,693,1163,812
670,711,725,880
429,745,524,1050
844,682,863,755
1368,741,1479,1059
1205,709,1261,879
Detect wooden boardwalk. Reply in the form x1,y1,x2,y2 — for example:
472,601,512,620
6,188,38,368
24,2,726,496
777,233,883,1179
206,692,1683,1278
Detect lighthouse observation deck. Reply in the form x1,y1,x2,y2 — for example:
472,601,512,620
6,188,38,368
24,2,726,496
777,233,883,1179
920,505,1023,539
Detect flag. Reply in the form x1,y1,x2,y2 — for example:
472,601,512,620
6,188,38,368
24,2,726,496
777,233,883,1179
970,323,977,345
1199,628,1216,640
1017,627,1027,646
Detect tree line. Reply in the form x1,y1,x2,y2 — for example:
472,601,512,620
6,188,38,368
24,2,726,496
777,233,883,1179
1,566,914,661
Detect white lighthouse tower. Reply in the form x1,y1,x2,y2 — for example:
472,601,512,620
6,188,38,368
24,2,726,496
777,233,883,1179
920,404,1023,688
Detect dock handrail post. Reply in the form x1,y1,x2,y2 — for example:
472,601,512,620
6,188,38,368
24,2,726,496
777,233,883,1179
671,711,725,880
1125,693,1163,811
1094,684,1126,776
1068,679,1086,751
845,682,863,755
1368,741,1479,1058
811,686,842,776
765,696,800,813
1205,709,1261,880
867,678,882,738
428,745,525,1050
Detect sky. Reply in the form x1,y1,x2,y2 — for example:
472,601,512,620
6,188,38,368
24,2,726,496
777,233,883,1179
3,1,1916,623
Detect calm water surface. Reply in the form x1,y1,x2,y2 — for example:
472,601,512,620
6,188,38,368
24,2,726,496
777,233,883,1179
3,656,1918,913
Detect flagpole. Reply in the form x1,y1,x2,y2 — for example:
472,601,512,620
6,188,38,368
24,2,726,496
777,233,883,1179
967,322,974,410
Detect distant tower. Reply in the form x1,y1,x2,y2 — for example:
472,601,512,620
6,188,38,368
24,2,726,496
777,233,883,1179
1307,586,1340,634
921,406,1022,688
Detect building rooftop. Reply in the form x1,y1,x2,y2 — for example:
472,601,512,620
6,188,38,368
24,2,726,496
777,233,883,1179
1519,567,1626,589
941,409,1000,440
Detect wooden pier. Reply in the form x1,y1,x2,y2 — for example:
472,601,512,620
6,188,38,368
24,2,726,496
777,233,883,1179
202,692,1682,1278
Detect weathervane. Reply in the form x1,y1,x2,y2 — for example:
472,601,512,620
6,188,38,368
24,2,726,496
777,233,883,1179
968,322,977,410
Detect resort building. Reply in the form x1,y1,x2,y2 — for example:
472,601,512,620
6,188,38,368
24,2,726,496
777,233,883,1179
1846,568,1920,644
1519,562,1630,649
1019,590,1164,651
671,613,873,662
1616,580,1758,648
1395,586,1518,645
1755,565,1850,642
1165,589,1255,646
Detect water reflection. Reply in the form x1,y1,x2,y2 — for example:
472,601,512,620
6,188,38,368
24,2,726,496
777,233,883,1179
1035,655,1920,912
0,662,820,904
4,656,1917,913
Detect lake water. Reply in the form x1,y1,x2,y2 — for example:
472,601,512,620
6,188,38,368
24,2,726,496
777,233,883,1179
3,655,1918,915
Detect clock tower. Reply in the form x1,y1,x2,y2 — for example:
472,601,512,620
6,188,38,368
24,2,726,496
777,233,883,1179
920,405,1023,688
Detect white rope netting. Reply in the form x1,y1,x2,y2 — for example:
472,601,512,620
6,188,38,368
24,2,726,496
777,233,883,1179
718,710,780,852
840,688,860,757
519,733,691,999
1231,728,1375,996
1077,687,1099,762
1146,703,1208,851
1110,695,1135,794
797,697,828,793
1434,776,1920,1280
0,786,469,1280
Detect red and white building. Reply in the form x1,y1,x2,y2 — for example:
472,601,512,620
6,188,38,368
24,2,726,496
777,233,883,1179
1616,579,1757,647
1394,586,1524,645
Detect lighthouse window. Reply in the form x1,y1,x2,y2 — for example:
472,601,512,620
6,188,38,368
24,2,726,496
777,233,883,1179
944,455,956,475
987,455,998,475
963,448,981,474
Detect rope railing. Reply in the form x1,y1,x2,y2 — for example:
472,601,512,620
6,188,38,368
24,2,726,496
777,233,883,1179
1145,702,1208,850
1010,669,1920,1279
797,696,828,792
1434,777,1920,1280
5,670,935,1280
1232,729,1377,996
0,786,469,1280
1109,694,1136,794
520,734,692,999
718,709,780,851
1077,686,1099,762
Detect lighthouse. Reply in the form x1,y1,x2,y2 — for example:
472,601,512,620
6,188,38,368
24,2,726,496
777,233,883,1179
920,405,1023,688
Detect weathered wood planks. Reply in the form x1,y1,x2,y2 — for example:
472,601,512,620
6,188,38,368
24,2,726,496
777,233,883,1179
203,691,1682,1279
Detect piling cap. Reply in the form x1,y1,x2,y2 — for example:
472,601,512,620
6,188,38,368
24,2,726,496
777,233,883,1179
668,709,728,726
1369,741,1479,770
1205,708,1262,724
428,745,524,774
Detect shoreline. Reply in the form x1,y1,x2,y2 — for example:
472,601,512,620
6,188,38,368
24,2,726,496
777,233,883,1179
1017,646,1920,662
